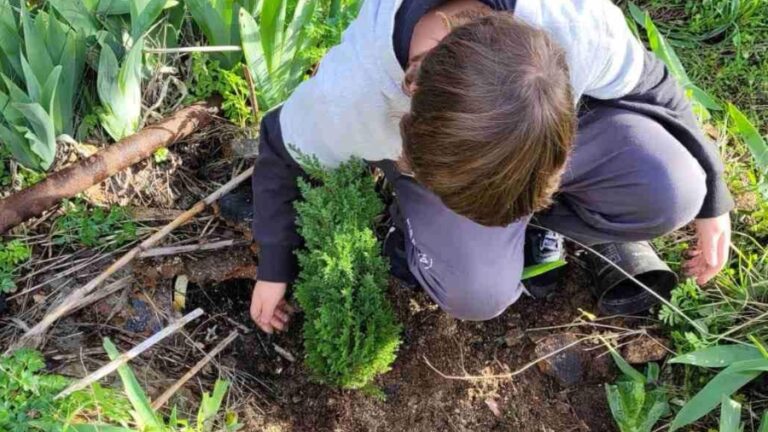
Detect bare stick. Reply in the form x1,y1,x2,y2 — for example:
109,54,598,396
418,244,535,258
151,331,239,409
55,308,204,399
242,64,260,123
138,239,247,258
145,46,242,54
71,277,133,314
7,168,253,353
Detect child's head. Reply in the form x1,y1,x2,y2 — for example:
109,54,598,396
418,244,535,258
400,10,576,227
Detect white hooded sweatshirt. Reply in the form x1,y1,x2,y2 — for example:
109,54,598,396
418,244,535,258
279,0,645,167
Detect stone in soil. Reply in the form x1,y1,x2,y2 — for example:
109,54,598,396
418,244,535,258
621,336,669,364
535,332,586,387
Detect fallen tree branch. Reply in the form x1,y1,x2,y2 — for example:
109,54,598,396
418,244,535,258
151,330,239,409
55,308,204,399
0,99,220,234
138,239,247,258
6,167,254,353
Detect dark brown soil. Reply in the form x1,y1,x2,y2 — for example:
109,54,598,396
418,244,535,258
185,264,619,432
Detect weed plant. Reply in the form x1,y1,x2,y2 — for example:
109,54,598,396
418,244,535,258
52,200,137,249
0,239,31,294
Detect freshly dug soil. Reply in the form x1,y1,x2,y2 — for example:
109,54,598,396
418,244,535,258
185,264,618,432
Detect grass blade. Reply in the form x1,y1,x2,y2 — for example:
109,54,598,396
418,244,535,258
719,396,741,432
670,345,762,368
196,379,230,431
601,336,646,383
727,103,768,173
670,359,767,430
102,338,163,430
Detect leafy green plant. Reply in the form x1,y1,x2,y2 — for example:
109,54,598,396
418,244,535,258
0,239,31,293
727,104,768,194
240,0,318,110
0,2,87,170
629,4,721,120
53,200,137,249
294,156,401,390
604,343,669,432
97,37,145,141
185,53,252,127
81,338,242,431
185,0,256,69
667,343,768,430
0,348,131,431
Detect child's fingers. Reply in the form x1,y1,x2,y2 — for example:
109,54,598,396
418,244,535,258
258,320,274,334
270,316,286,332
278,299,297,314
274,308,289,322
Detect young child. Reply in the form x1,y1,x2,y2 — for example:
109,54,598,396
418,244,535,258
248,0,733,333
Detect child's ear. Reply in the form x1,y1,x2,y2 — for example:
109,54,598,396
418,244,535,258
402,62,420,97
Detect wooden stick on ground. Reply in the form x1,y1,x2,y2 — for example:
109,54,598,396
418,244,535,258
151,330,240,409
138,239,247,258
6,167,254,354
55,308,205,399
0,99,220,234
71,277,133,314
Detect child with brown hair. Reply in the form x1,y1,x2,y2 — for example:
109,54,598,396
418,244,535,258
247,0,733,332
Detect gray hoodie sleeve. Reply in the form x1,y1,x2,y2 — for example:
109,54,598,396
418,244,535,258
588,50,733,218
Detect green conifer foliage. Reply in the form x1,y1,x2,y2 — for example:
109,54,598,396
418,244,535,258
294,156,401,389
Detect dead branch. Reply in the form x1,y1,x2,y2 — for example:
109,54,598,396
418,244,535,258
138,239,248,258
0,99,221,234
6,167,254,353
55,308,204,399
72,277,133,314
151,331,239,409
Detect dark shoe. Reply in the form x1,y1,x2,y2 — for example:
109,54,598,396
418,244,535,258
523,227,566,299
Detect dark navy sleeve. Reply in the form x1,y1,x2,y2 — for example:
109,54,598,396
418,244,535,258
588,50,734,218
251,107,307,283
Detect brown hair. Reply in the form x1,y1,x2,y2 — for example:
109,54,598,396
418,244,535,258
401,10,576,226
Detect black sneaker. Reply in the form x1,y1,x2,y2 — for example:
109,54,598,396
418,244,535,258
523,227,566,299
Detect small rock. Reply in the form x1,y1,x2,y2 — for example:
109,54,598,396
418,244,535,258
292,396,302,404
327,398,335,405
534,333,584,387
621,337,669,364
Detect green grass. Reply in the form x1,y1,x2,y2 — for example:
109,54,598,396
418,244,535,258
612,2,768,430
636,0,768,132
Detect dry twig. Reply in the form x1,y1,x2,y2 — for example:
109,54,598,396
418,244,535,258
55,308,205,399
152,331,239,409
7,168,253,353
138,239,248,258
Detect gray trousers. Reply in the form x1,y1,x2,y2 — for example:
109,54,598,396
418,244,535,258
386,106,707,321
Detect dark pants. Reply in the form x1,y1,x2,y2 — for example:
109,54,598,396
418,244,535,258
385,106,706,321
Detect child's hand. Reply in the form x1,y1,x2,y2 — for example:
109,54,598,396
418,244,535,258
250,281,293,333
684,214,731,285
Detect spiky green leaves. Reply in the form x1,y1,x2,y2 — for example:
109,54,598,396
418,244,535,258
294,156,401,389
97,38,144,141
240,0,318,110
